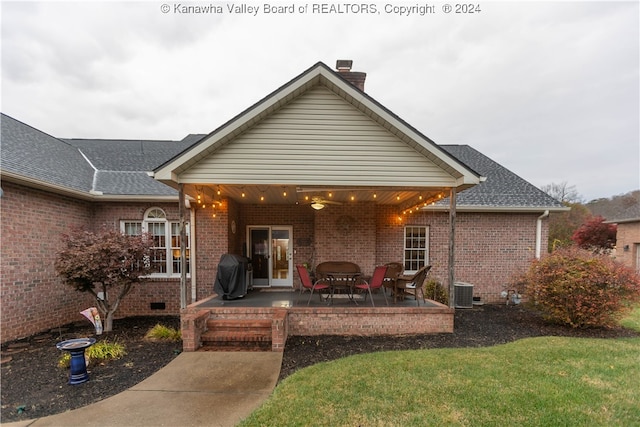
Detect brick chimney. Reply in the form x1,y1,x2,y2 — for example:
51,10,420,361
336,60,366,91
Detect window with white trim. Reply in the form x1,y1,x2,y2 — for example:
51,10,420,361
121,207,190,277
403,226,429,273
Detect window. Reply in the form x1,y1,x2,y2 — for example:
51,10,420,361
121,208,190,277
403,226,429,273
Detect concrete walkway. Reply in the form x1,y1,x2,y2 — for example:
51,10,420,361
4,351,282,427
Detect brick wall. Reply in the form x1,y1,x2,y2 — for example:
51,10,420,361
180,304,455,351
313,202,377,274
1,192,189,343
446,211,542,302
375,206,543,302
195,200,230,301
614,221,640,272
287,305,453,336
201,202,546,303
2,185,548,343
1,183,95,342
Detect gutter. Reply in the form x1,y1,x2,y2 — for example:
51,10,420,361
535,210,550,259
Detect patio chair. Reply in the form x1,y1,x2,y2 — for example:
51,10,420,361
382,262,404,299
394,265,431,305
354,265,388,307
296,264,330,306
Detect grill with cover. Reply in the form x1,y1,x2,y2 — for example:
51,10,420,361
213,254,249,300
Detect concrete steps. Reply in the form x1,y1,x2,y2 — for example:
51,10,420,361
200,318,272,351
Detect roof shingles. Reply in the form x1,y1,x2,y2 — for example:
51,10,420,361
1,114,95,193
441,145,564,208
1,113,560,209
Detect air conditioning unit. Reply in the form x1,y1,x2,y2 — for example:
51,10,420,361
454,282,474,308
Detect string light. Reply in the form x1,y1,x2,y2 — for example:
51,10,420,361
398,192,448,218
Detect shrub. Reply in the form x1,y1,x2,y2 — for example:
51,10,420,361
145,324,182,341
521,247,640,328
58,340,126,368
423,278,449,305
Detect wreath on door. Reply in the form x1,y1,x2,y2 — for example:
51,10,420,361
336,215,356,234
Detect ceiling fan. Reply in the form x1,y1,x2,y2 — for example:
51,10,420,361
309,196,341,210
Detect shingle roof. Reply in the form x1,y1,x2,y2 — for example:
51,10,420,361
1,113,203,197
62,136,204,195
1,114,95,193
440,145,564,209
605,203,640,223
1,113,561,209
93,171,178,195
64,137,202,171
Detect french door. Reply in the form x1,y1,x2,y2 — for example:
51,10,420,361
248,226,293,287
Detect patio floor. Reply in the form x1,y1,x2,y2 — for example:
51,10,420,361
195,287,441,308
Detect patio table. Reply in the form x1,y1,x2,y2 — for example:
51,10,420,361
320,271,362,305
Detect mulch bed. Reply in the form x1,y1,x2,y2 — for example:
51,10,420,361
2,305,638,423
1,316,182,424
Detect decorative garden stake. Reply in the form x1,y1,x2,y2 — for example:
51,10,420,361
56,338,96,385
80,307,103,335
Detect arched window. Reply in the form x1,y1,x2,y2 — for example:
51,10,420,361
121,208,190,277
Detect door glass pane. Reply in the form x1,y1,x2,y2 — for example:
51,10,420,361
272,229,289,280
250,229,269,281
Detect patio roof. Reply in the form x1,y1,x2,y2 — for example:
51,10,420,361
153,61,484,207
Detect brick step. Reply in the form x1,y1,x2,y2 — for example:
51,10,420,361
197,341,271,352
206,319,272,333
201,331,271,342
201,318,272,351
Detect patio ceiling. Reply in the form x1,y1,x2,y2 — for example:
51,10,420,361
184,183,449,212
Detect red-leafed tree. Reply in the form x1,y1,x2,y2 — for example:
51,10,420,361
571,216,617,252
54,227,154,332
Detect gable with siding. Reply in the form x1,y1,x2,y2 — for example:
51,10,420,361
180,86,456,187
155,62,481,191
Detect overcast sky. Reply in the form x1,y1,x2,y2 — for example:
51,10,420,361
2,1,638,202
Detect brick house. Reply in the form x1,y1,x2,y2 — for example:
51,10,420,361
606,205,640,273
1,61,565,343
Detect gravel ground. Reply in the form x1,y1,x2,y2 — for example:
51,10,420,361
2,305,638,423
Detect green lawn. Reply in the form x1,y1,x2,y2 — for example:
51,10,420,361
240,308,640,427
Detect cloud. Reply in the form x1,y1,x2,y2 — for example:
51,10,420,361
1,1,638,201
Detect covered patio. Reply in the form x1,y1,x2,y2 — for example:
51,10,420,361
154,61,482,351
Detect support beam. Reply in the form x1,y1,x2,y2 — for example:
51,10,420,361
179,184,188,309
448,187,457,308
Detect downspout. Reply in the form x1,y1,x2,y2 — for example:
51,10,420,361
179,184,187,309
535,210,550,259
